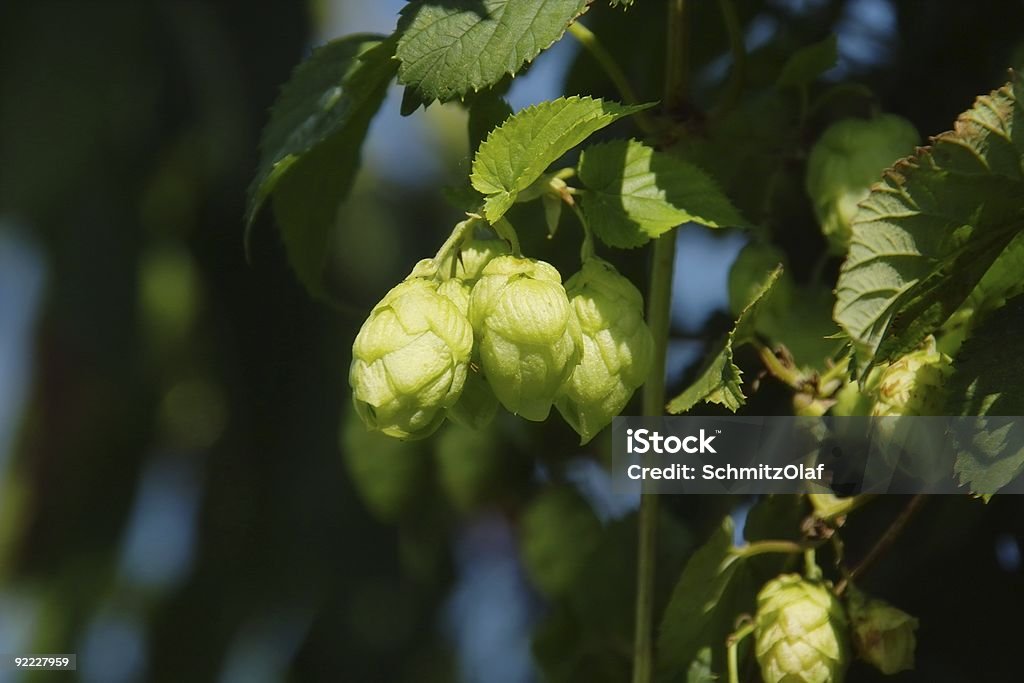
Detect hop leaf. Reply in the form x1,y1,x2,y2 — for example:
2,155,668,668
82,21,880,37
556,258,654,443
350,278,474,439
806,114,918,253
848,589,918,675
755,574,850,683
469,255,582,421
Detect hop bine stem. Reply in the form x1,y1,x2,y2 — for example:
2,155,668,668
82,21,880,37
435,216,482,260
632,3,689,681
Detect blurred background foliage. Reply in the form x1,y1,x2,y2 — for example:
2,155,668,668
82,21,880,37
0,1,1023,682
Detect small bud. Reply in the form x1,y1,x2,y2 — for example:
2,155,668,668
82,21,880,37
555,258,654,443
349,278,473,439
470,255,582,421
755,574,850,683
806,114,919,253
848,590,918,675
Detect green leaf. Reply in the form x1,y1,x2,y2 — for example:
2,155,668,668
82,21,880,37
728,243,840,367
834,73,1024,373
776,35,838,89
577,139,748,248
658,518,754,676
667,266,783,414
946,295,1024,493
396,0,590,104
246,35,397,298
471,96,654,222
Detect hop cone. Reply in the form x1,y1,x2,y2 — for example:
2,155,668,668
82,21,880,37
848,590,918,675
439,238,511,283
469,255,581,421
555,258,653,443
349,278,473,439
755,574,850,683
869,337,953,477
806,114,918,252
437,278,499,429
871,336,952,418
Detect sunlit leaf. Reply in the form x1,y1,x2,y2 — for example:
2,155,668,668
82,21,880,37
577,139,748,248
667,266,783,413
470,96,653,222
834,73,1024,374
396,0,590,104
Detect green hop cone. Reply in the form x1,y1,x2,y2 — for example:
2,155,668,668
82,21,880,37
755,574,850,683
469,255,582,421
869,337,953,477
848,589,918,675
806,114,919,253
871,336,952,417
437,278,500,429
555,258,654,443
349,278,473,440
438,238,511,283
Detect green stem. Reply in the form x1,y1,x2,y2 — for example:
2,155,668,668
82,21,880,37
727,620,756,683
754,341,806,390
631,480,660,683
416,215,483,278
835,494,927,595
568,203,597,262
642,234,677,417
567,22,660,135
809,492,875,522
663,0,689,114
732,539,807,558
492,217,522,256
804,548,822,580
817,356,852,391
630,4,689,680
632,232,677,683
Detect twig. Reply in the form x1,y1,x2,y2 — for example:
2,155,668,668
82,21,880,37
835,494,927,595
